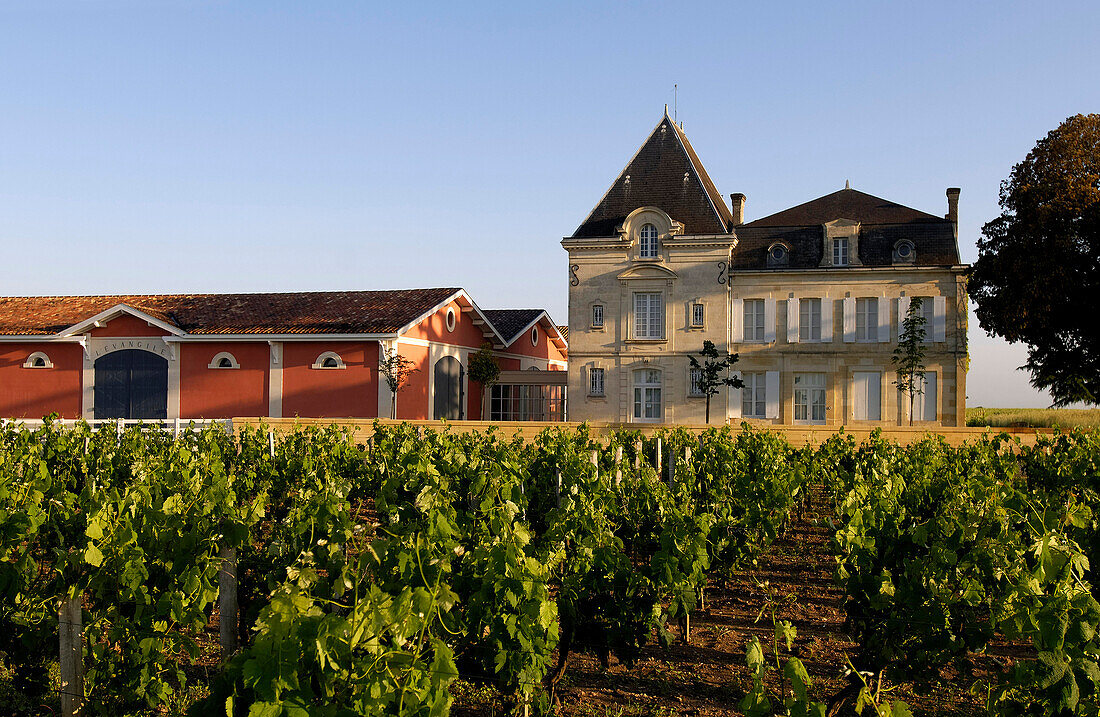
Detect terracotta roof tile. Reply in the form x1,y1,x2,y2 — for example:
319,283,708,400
0,288,462,336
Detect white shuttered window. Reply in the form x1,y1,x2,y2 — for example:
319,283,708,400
741,372,766,418
794,373,826,424
633,292,664,339
855,298,878,342
799,299,821,341
744,300,766,342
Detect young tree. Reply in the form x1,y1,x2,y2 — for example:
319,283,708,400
893,297,928,426
969,113,1100,406
466,342,501,420
378,347,418,419
688,340,745,424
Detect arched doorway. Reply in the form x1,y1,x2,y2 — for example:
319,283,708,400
94,350,168,420
433,356,464,420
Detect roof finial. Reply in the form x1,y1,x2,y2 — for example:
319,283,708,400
673,83,677,124
845,179,850,189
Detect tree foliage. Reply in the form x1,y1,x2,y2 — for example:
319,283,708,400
687,340,744,424
970,113,1100,406
379,347,418,419
893,298,927,426
466,343,501,419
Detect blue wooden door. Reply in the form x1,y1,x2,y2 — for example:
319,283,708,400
94,350,168,420
433,356,464,420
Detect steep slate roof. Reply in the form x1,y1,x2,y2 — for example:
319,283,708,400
734,187,960,269
483,309,546,344
747,188,942,227
573,112,732,238
0,288,463,336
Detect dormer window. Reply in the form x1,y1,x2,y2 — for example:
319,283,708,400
893,240,916,264
767,242,790,268
833,238,849,266
639,223,659,258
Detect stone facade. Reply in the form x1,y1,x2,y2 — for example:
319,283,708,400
564,112,968,426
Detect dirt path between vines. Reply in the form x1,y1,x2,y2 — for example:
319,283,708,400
455,486,991,716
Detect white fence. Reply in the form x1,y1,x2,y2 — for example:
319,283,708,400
0,417,232,437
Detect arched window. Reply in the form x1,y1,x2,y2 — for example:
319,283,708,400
207,352,240,369
23,351,53,369
633,368,662,421
311,351,346,369
639,223,659,258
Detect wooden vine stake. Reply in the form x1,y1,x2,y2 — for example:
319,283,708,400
59,595,84,717
219,547,239,659
268,429,276,458
634,439,642,470
614,446,623,486
555,466,561,507
656,438,663,481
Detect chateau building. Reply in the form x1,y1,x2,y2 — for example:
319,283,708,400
563,112,968,426
0,288,566,422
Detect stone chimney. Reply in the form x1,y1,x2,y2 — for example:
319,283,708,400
946,187,960,224
730,193,746,226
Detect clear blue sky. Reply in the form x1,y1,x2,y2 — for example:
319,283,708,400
2,1,1097,407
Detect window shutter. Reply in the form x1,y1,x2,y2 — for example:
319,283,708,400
933,296,946,342
843,298,856,343
821,297,833,343
732,299,744,342
877,297,890,342
765,371,780,419
787,297,799,343
764,299,776,343
897,297,910,327
728,370,742,419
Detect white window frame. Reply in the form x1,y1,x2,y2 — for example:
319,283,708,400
799,299,821,342
833,238,849,266
639,223,659,258
691,302,705,328
207,351,240,369
633,292,665,340
855,298,878,342
591,304,605,329
793,373,827,424
531,325,540,347
23,351,54,369
688,367,705,397
632,368,662,422
589,366,605,396
311,351,346,369
743,299,766,342
741,371,767,418
445,307,457,332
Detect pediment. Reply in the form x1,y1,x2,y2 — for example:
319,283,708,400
823,218,861,230
59,303,186,337
617,264,679,281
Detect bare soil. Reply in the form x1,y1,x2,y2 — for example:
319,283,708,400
454,486,1005,716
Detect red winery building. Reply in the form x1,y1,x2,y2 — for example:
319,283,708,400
0,288,567,422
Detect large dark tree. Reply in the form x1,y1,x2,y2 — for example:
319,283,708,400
970,114,1100,406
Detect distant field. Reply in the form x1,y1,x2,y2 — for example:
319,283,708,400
966,406,1100,428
